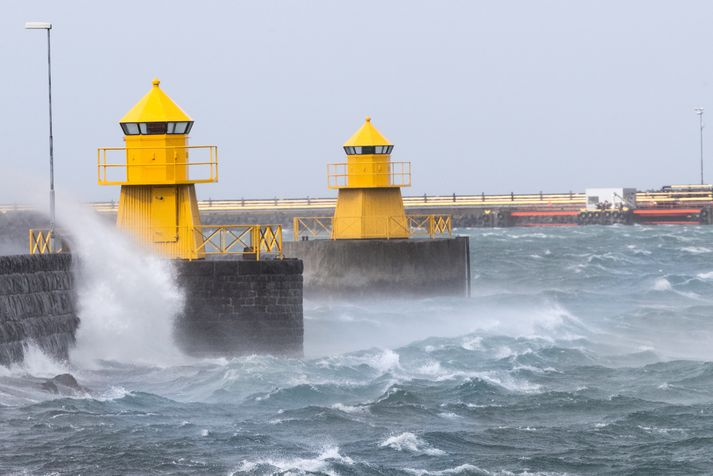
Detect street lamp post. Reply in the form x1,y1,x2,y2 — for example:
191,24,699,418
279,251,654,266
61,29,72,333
25,21,56,238
695,107,705,185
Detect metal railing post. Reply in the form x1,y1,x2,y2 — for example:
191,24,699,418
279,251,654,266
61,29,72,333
254,226,261,261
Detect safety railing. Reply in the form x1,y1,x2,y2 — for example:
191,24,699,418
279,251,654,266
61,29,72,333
9,190,713,215
97,145,218,185
407,215,453,238
28,225,282,260
292,217,333,240
29,229,67,255
292,214,451,240
194,224,283,260
327,161,411,189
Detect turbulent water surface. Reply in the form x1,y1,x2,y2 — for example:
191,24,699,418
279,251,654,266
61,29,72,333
2,226,713,475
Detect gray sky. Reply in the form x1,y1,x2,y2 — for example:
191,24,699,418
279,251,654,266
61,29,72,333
2,0,713,202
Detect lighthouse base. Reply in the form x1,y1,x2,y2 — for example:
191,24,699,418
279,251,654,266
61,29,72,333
174,258,303,357
282,236,470,298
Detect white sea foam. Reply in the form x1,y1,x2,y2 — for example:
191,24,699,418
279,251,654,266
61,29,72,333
652,277,672,291
5,344,69,378
331,402,369,414
462,336,483,350
404,464,490,475
681,246,712,254
379,432,446,456
230,446,353,476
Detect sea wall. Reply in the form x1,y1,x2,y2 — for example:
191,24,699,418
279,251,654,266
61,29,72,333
174,258,304,357
0,254,79,366
283,236,470,297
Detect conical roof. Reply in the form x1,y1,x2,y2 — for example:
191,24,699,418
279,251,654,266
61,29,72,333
119,78,192,123
343,116,392,147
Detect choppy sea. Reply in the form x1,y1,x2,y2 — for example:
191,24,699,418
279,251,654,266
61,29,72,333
2,225,713,475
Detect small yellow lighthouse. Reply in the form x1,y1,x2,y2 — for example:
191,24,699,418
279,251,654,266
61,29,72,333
329,117,411,239
98,78,218,259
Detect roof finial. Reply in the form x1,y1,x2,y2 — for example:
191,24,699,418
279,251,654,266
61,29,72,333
152,77,160,87
365,116,371,123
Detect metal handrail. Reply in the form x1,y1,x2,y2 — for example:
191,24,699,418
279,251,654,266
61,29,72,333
29,229,66,254
190,224,283,259
28,224,282,260
9,190,713,215
327,161,411,189
97,145,219,185
292,215,451,240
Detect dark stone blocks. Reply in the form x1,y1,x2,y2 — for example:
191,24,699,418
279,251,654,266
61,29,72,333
174,258,304,357
0,254,78,366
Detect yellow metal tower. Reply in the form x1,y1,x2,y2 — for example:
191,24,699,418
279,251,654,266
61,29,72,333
98,78,218,259
329,117,411,239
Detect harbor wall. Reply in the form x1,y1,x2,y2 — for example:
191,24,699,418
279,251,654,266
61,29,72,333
0,252,304,365
283,236,470,298
0,254,79,366
174,258,304,357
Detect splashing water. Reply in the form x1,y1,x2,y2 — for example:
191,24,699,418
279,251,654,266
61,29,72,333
54,199,186,368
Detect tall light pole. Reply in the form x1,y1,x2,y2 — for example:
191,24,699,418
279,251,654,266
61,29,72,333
695,107,705,185
25,21,55,234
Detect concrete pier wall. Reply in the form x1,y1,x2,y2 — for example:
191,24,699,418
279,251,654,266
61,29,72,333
283,236,470,297
174,259,304,357
0,254,79,366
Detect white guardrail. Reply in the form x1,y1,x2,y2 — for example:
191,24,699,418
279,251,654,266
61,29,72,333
2,191,713,214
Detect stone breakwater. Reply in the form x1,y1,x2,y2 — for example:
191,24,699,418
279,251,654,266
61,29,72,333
283,237,471,298
0,254,79,365
174,258,304,357
0,252,306,366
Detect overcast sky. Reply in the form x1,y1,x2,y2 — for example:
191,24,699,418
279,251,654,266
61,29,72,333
2,0,713,202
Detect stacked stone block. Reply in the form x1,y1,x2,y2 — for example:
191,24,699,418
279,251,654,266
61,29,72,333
0,254,78,365
174,259,304,357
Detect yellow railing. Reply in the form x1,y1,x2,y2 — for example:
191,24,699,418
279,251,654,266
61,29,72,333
407,215,453,238
29,229,66,255
194,224,283,259
327,161,411,189
97,145,219,185
292,215,451,240
29,224,282,260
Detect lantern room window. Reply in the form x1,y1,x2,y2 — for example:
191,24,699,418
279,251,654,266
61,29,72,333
120,121,195,135
343,145,393,155
121,123,140,135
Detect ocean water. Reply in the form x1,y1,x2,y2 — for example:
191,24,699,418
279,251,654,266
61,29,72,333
2,225,713,475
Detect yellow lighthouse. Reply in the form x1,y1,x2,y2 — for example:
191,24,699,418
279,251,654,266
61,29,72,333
329,117,411,239
98,78,218,259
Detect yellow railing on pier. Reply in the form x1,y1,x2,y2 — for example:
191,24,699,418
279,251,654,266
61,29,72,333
29,224,282,260
29,229,66,255
292,215,452,241
97,145,219,186
194,224,283,260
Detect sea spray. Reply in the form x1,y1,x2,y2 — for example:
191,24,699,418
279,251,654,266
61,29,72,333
52,197,187,368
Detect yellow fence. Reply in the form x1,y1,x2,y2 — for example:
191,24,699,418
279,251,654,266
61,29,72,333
292,215,452,240
29,224,282,260
97,145,219,185
194,224,283,259
29,229,66,255
327,161,411,189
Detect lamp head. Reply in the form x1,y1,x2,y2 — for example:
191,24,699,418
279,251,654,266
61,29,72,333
25,22,52,30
